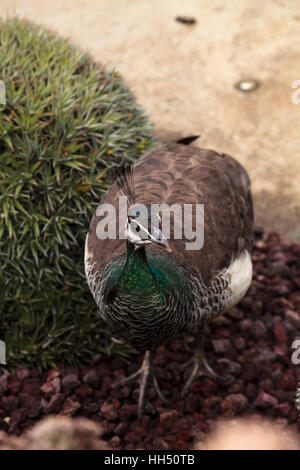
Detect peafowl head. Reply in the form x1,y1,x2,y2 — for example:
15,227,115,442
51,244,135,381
115,165,171,252
125,204,171,252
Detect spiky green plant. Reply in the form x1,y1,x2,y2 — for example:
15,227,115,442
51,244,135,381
0,17,156,369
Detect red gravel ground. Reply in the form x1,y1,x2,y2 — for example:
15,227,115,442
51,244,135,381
0,229,299,450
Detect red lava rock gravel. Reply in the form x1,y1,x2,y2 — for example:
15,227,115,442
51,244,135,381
0,229,299,449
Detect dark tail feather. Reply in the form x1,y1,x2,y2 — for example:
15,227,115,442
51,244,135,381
176,135,200,145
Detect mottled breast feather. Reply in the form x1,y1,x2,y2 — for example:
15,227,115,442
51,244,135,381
86,144,253,286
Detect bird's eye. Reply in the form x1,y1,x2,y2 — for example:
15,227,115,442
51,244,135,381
136,226,140,232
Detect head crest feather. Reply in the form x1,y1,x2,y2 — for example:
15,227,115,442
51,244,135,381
113,164,136,205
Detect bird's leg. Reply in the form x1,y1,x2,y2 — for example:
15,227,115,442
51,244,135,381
112,350,166,419
181,329,222,397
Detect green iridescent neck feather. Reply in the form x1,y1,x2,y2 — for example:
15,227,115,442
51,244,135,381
99,241,194,349
118,242,157,292
112,242,177,307
102,241,189,311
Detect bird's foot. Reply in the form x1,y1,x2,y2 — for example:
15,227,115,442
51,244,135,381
112,350,167,419
180,351,224,398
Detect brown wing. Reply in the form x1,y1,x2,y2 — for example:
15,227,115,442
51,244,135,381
87,143,254,284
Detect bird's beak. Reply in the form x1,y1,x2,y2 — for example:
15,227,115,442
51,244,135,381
153,236,172,253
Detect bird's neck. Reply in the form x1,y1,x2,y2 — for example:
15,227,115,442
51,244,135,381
104,242,191,320
117,242,157,294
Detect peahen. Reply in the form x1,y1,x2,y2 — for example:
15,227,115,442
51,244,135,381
84,137,254,417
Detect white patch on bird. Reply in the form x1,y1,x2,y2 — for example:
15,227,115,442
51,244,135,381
84,233,99,298
84,234,93,277
223,250,253,311
125,221,148,246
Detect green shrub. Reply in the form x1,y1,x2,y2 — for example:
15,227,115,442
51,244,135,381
0,17,156,368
